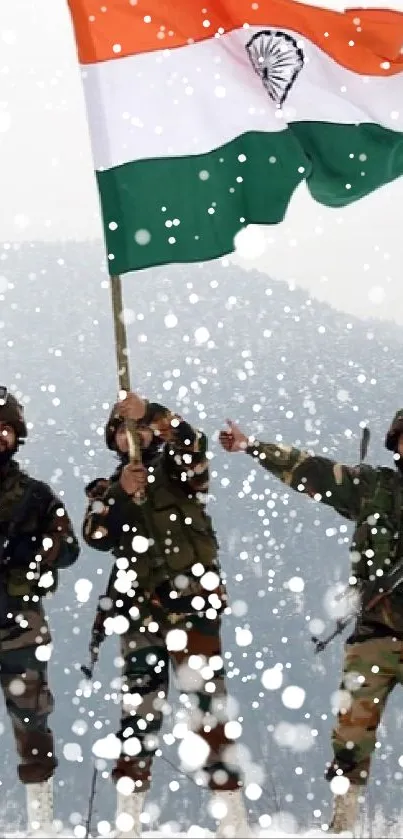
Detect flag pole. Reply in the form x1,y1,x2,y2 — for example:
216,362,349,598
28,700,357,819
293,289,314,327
110,273,141,464
79,274,145,681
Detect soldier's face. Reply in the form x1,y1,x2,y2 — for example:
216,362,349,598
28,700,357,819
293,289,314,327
0,422,16,452
397,433,403,457
115,424,153,454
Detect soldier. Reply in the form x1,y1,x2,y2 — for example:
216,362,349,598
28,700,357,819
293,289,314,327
219,413,403,834
0,387,80,833
83,392,249,839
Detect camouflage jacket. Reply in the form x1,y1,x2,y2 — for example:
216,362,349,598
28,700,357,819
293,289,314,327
83,405,226,620
246,439,403,639
0,459,80,622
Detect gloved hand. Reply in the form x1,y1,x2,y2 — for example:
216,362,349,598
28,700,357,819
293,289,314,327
219,419,249,453
120,462,148,497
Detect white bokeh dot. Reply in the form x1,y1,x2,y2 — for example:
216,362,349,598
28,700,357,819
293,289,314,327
134,229,151,245
166,629,188,651
282,685,306,709
287,576,305,593
261,667,283,691
132,535,149,553
164,313,178,329
330,776,350,796
194,326,210,345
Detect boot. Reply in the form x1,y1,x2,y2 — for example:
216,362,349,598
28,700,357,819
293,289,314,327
115,790,146,839
212,789,251,839
26,777,53,836
329,784,361,835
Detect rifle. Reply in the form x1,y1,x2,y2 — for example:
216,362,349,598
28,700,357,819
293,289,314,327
81,476,163,680
81,569,115,679
312,555,403,652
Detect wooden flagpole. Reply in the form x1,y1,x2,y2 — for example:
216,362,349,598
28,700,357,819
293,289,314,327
110,274,141,465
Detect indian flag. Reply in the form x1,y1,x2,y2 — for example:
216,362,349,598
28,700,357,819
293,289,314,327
67,0,403,275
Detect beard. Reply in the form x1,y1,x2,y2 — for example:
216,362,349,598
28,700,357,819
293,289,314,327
141,440,163,468
0,444,17,469
117,440,162,469
395,453,403,474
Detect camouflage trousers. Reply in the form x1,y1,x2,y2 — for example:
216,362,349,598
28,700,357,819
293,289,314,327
112,610,242,792
326,636,403,786
0,606,57,784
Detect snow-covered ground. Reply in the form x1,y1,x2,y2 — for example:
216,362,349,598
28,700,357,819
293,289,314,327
2,833,333,839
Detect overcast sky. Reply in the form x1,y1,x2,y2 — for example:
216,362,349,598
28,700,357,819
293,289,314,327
1,0,403,323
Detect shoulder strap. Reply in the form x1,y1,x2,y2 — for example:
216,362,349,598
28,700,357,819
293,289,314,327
372,467,402,558
393,471,402,553
7,480,38,541
0,480,37,566
355,463,377,509
376,466,400,506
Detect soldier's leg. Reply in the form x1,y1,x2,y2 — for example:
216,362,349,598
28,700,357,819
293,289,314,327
112,619,169,792
169,615,242,791
326,637,397,786
0,646,56,784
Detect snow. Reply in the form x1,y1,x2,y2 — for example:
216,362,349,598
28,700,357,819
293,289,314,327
103,615,130,636
63,743,83,763
166,629,188,651
164,314,178,329
8,678,26,697
35,643,53,662
194,327,210,346
281,686,306,710
286,577,305,594
273,722,315,753
329,775,350,796
200,571,220,591
131,535,149,554
75,579,93,604
0,831,354,839
178,732,210,772
92,734,121,760
261,667,283,691
235,627,253,647
134,230,151,246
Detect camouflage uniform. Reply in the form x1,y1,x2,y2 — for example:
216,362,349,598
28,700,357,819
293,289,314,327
83,402,242,792
243,417,403,788
0,458,80,783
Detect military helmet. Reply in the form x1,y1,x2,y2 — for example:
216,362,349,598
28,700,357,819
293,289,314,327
105,400,167,451
0,388,27,439
385,409,403,452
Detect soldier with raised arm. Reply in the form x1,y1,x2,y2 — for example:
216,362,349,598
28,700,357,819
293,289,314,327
220,413,403,834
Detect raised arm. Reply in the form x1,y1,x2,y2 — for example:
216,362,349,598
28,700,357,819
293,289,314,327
219,420,369,521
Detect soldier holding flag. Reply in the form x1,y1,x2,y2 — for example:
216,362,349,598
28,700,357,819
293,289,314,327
83,392,250,839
